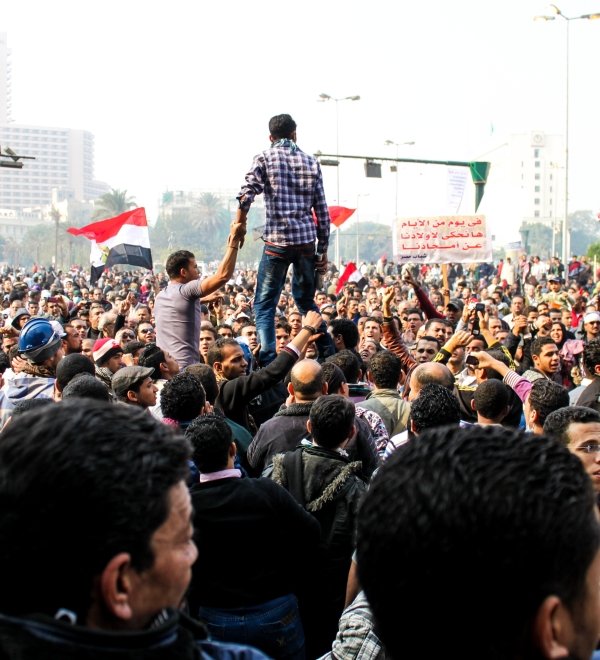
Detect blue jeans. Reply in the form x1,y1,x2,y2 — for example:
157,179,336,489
254,243,321,366
198,593,305,660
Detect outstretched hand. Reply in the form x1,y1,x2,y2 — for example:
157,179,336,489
230,220,247,248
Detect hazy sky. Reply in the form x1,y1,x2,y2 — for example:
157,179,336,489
3,0,600,244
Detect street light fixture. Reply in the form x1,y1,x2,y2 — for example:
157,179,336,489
317,93,361,267
535,5,600,268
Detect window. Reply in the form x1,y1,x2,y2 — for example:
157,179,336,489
535,161,540,168
534,211,540,218
534,148,540,158
535,173,541,180
535,186,540,193
534,198,540,205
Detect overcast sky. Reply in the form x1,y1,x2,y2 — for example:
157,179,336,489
3,0,600,243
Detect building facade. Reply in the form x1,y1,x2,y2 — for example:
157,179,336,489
0,124,109,209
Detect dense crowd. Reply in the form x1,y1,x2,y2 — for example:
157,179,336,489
0,248,599,658
1,109,600,660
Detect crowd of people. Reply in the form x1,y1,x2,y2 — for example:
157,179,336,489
0,246,599,658
2,112,600,659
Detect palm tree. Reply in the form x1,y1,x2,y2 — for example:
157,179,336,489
93,188,136,219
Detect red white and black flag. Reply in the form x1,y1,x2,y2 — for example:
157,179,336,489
67,208,152,283
336,262,367,294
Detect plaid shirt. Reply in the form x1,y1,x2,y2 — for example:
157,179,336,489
320,591,386,660
238,141,330,253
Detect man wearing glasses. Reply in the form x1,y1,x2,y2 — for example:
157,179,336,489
544,406,600,496
137,323,156,344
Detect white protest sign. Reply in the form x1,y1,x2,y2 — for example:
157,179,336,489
394,215,491,264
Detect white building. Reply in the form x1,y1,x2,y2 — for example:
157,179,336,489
0,207,44,242
0,124,109,209
476,131,565,250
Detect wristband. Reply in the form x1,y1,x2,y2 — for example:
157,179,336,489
302,325,317,335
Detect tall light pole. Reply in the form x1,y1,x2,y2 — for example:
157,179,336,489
318,93,360,267
356,193,370,264
535,5,600,269
384,139,415,222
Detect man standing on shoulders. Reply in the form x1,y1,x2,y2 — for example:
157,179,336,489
155,220,246,370
236,113,332,365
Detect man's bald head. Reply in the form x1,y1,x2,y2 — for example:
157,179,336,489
290,359,324,401
409,362,454,402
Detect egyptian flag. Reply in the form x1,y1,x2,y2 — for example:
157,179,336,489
67,208,152,284
336,261,367,294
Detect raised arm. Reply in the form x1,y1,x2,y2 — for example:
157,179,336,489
403,269,444,320
382,286,417,375
200,221,247,294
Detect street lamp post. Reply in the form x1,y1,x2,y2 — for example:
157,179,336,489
535,5,600,269
318,93,360,267
356,193,370,264
384,139,415,222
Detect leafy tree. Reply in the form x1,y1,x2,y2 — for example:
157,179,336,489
93,189,136,220
569,210,600,257
519,222,552,258
338,221,392,264
588,242,600,261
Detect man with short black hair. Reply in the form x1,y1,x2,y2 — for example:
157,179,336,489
269,395,367,657
361,351,410,436
187,414,319,659
522,336,561,383
544,406,600,495
209,310,324,433
62,323,83,355
0,401,267,658
55,353,96,399
160,371,207,428
236,113,331,366
358,424,600,659
413,335,441,364
472,379,511,426
329,318,360,352
154,218,246,370
576,337,600,411
138,343,180,420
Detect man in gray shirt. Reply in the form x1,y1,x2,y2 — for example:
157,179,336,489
155,221,245,369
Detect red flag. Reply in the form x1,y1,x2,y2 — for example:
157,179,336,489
312,206,356,228
329,206,356,228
